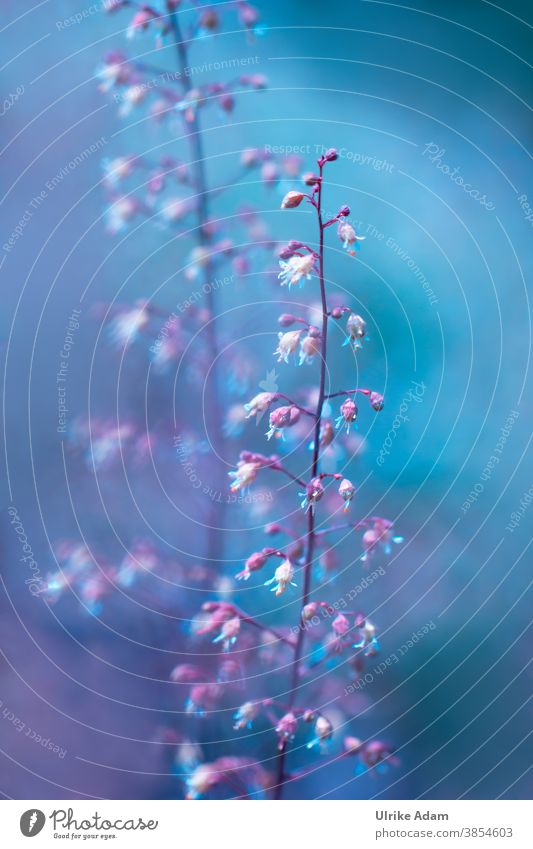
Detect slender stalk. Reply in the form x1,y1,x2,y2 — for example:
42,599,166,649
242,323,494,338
166,3,226,565
274,163,329,799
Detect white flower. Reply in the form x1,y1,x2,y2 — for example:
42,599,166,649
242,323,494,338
338,221,365,255
243,392,275,418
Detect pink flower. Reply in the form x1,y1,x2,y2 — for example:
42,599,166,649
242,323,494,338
306,714,333,750
266,405,300,440
369,391,384,411
353,616,379,655
278,254,315,289
264,558,296,596
281,190,305,209
300,476,325,513
362,518,403,563
185,683,221,716
228,459,260,491
338,221,365,255
233,701,259,730
299,333,321,365
335,398,358,433
170,664,202,683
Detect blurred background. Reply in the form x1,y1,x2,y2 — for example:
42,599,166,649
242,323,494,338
0,0,531,800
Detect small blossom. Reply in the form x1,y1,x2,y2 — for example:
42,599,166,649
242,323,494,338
339,478,356,512
369,391,384,411
343,313,367,350
344,735,363,755
106,196,140,233
353,616,380,656
275,711,298,748
264,558,296,596
235,549,271,581
278,254,315,290
243,391,275,418
266,405,300,440
338,221,366,255
186,683,221,716
300,476,325,513
281,190,305,209
362,518,403,563
332,613,350,636
302,602,319,621
233,701,259,730
307,714,333,750
186,763,217,799
228,459,260,492
324,148,338,162
170,664,201,683
108,299,150,348
212,616,241,651
360,740,399,772
299,333,321,365
274,330,301,364
335,398,358,433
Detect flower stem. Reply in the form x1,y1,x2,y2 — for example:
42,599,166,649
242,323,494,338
274,162,329,799
166,3,226,566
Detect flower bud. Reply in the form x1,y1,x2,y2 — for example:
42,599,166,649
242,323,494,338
281,190,305,209
278,313,296,327
339,204,350,216
304,172,321,185
324,148,338,161
369,391,384,411
330,307,343,319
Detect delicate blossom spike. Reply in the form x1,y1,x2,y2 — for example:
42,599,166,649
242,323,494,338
275,711,298,749
233,701,259,730
343,313,367,350
338,478,356,512
278,254,315,290
307,715,333,750
281,190,305,209
335,398,358,433
299,476,325,513
212,616,241,651
243,392,275,419
266,405,300,440
338,221,366,255
274,330,301,364
264,558,296,596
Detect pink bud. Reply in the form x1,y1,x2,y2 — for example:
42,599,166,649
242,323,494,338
324,148,338,161
281,191,305,209
278,313,296,327
330,307,343,319
339,204,350,216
